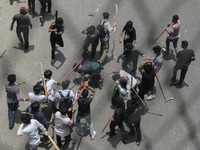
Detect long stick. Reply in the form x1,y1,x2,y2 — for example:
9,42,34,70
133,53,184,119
153,67,173,102
113,3,118,32
54,59,84,90
101,113,114,133
72,79,90,105
37,46,48,98
152,28,166,44
48,135,60,150
126,79,148,109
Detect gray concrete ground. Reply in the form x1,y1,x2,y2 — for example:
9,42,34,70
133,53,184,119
0,0,200,149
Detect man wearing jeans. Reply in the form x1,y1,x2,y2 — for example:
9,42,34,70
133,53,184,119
165,15,180,55
98,12,116,66
171,40,196,88
76,81,96,139
5,74,29,130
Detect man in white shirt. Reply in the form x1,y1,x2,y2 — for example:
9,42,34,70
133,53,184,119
17,112,49,150
53,80,76,110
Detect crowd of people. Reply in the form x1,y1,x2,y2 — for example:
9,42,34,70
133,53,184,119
6,1,197,150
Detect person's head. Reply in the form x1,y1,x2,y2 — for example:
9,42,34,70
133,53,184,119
57,17,64,26
59,100,72,115
31,101,40,112
87,25,95,35
120,78,127,89
20,7,29,15
172,15,179,23
125,43,133,51
152,46,161,55
103,12,110,19
62,80,70,89
125,21,133,30
33,84,41,94
112,74,121,81
81,89,89,98
7,74,16,84
181,40,188,49
143,62,153,74
21,112,32,125
44,69,52,79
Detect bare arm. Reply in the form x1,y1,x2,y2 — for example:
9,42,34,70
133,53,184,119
10,20,15,31
118,30,124,43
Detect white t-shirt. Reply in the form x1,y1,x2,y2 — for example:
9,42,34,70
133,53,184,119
17,119,46,147
40,78,57,101
28,92,47,104
153,53,163,74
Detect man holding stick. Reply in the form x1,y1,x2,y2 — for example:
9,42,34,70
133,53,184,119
76,81,96,139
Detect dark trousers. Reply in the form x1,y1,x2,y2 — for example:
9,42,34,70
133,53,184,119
56,134,71,150
28,0,35,13
110,121,126,141
166,37,179,55
7,102,19,126
172,65,188,86
40,0,51,14
16,27,29,50
83,37,99,59
50,36,64,59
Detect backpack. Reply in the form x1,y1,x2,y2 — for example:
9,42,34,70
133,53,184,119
97,20,107,38
59,90,71,104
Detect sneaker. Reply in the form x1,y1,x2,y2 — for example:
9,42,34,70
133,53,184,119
136,141,141,146
9,124,14,130
91,130,96,140
161,47,166,52
146,94,156,101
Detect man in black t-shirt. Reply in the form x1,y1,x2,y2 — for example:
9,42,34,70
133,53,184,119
76,82,96,140
108,99,127,144
10,7,32,52
138,61,155,99
119,20,136,49
48,18,65,64
171,40,196,88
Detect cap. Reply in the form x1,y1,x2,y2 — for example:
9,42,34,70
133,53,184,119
20,7,29,14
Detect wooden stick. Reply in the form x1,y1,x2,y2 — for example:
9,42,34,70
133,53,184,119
101,113,114,133
72,79,90,105
152,28,166,44
54,59,84,90
48,135,60,150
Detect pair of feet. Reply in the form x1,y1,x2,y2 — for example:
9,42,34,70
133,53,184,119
77,129,96,140
171,78,182,88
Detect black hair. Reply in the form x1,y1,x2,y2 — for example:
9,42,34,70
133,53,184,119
143,63,153,74
21,113,32,124
120,78,127,89
81,89,89,98
59,99,72,115
112,74,121,81
152,46,161,54
125,21,133,29
103,12,110,19
44,69,52,79
125,43,133,50
87,25,95,35
182,40,188,47
57,18,64,25
7,74,16,84
173,15,179,22
30,101,40,112
62,80,70,89
33,84,41,94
